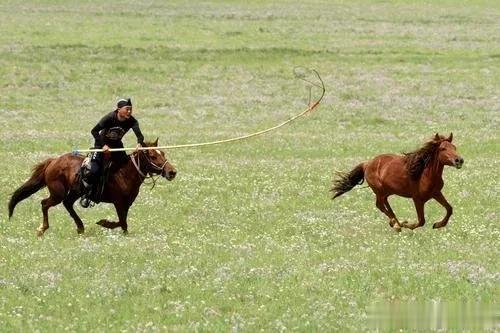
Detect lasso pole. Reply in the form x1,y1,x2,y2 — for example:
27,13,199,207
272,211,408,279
72,69,325,155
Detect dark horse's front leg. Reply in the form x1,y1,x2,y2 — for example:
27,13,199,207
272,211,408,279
96,201,130,234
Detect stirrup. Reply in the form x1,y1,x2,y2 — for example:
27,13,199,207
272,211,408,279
79,196,93,208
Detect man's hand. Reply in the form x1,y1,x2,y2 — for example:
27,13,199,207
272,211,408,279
103,145,110,154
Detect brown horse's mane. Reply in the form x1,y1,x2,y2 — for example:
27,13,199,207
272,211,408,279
403,135,445,180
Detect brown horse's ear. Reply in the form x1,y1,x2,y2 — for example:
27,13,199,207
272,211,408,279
434,133,440,141
153,137,158,147
447,132,453,142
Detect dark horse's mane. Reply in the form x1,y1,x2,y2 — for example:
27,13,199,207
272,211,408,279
403,135,445,180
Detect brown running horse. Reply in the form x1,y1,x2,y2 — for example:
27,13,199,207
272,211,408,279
331,133,463,231
8,139,176,236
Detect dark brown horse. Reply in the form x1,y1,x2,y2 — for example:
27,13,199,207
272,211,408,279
8,139,176,236
331,133,463,231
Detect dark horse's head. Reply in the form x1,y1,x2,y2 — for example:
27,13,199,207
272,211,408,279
405,133,464,180
139,139,177,181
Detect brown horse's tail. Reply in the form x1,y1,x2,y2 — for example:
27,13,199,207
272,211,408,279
8,158,53,218
331,163,365,199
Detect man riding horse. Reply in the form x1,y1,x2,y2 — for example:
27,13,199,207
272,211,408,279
80,98,145,207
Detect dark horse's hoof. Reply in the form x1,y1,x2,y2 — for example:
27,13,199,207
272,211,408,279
432,222,446,229
97,219,114,229
96,219,122,229
96,219,107,226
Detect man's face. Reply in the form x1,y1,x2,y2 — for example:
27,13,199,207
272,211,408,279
117,106,132,120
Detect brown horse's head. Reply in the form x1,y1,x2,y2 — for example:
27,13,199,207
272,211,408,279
141,139,177,181
405,133,464,179
435,133,464,169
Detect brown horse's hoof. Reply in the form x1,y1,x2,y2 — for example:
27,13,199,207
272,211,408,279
77,228,85,234
401,221,416,229
393,225,402,232
389,218,401,227
36,225,48,237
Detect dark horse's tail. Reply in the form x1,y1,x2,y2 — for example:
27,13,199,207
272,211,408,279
331,163,365,199
8,158,53,218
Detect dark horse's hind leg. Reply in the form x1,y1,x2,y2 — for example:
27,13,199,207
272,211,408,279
38,182,65,237
63,192,85,234
96,201,130,234
375,195,402,232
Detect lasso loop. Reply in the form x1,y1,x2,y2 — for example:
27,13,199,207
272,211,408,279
72,68,325,155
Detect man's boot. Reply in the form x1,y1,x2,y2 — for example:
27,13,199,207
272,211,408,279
79,179,93,208
79,152,101,208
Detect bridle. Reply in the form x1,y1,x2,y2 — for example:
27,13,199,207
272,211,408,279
130,150,170,189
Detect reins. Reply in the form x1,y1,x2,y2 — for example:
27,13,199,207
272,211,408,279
130,153,147,178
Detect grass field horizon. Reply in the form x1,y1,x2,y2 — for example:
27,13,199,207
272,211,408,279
0,1,498,331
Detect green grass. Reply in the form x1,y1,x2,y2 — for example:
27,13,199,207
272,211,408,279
0,0,499,331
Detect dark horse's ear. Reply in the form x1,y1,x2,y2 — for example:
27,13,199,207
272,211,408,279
153,137,159,147
447,132,453,142
434,133,440,141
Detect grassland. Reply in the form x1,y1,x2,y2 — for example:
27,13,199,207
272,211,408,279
0,1,499,331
